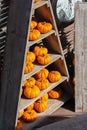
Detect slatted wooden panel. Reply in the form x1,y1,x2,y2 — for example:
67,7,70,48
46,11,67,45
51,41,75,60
0,0,32,129
75,2,87,112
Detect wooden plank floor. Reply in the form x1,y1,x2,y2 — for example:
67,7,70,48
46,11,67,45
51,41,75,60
35,113,87,130
33,98,87,130
32,98,86,130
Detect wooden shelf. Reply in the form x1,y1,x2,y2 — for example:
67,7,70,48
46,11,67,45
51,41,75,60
34,0,48,9
19,76,68,111
27,30,55,47
16,0,70,129
22,93,71,130
23,53,62,81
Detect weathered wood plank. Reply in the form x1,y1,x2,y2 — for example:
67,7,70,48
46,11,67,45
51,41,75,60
75,3,87,112
0,0,32,129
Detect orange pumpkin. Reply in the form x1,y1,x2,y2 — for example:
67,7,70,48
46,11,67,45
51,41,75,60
35,78,49,90
18,110,24,119
26,52,36,63
33,45,48,56
34,0,40,3
24,77,36,87
25,103,34,112
48,88,62,99
16,120,23,130
30,20,37,31
37,54,51,65
23,110,37,122
40,93,48,101
23,85,40,98
24,62,34,74
48,71,61,82
29,29,40,41
72,77,75,85
34,100,48,112
35,68,49,79
37,22,52,33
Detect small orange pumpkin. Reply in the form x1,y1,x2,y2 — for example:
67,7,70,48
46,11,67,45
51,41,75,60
35,78,49,90
23,110,37,122
24,62,34,74
16,120,23,130
29,29,40,41
40,93,48,101
72,77,75,85
18,110,24,119
26,52,36,63
48,88,62,99
34,100,48,112
24,77,36,87
33,45,48,56
37,22,52,33
34,0,40,3
37,54,51,65
30,20,37,31
23,85,40,98
48,71,61,82
25,103,34,112
35,68,49,79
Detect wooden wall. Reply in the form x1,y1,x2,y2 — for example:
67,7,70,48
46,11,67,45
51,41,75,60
75,2,87,112
0,0,32,129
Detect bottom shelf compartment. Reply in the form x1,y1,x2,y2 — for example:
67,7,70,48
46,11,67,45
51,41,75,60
19,93,71,130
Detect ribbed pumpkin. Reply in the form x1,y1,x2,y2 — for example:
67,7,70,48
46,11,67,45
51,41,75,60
23,85,40,98
35,78,49,90
29,29,41,41
24,62,34,74
24,77,36,87
18,110,24,119
40,93,48,101
30,20,37,31
16,120,23,130
26,52,36,63
23,110,37,122
35,68,49,79
37,54,51,65
33,45,48,56
48,71,61,82
48,88,62,99
25,103,34,112
34,100,48,112
37,22,52,33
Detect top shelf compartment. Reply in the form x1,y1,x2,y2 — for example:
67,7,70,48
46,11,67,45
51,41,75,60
33,0,48,9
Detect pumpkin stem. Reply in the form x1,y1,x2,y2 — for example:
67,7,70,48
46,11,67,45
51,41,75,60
28,111,32,114
42,22,46,25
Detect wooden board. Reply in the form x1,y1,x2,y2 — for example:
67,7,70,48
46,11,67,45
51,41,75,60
75,2,87,112
0,0,32,129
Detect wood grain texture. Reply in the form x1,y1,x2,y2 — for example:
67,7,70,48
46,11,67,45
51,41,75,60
75,3,87,112
0,0,32,129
